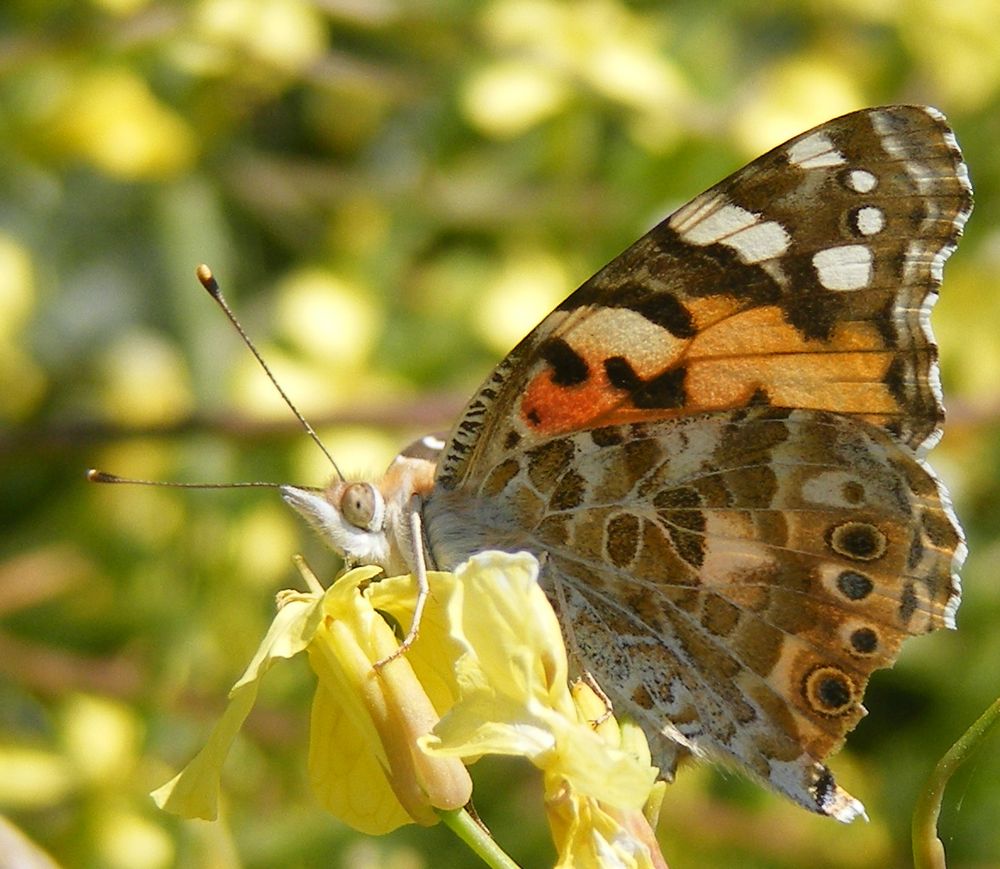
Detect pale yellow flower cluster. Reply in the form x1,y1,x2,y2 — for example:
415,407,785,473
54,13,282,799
153,551,666,867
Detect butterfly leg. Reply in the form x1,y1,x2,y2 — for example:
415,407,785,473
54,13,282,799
373,506,429,668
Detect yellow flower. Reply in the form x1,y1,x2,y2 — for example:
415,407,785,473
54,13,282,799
420,552,666,868
152,559,471,834
152,550,666,865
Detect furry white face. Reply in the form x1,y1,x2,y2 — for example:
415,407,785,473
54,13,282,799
281,481,392,569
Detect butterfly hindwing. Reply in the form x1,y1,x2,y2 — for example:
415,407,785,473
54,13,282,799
424,406,963,819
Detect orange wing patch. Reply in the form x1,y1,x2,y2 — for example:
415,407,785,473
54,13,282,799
519,302,900,436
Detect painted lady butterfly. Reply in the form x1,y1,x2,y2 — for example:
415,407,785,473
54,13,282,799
282,106,971,821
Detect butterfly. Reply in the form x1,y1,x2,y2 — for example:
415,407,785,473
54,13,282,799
282,105,971,821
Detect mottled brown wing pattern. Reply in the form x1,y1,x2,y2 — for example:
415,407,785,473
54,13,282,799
424,407,963,819
436,106,971,492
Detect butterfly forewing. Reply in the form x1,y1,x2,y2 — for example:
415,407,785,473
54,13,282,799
436,106,972,492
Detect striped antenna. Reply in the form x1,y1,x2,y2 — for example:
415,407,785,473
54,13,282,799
195,264,344,482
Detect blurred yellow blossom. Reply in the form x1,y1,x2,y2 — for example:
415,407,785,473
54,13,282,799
733,57,862,155
462,60,570,138
900,0,1000,110
474,247,570,354
62,695,142,786
98,331,194,426
50,68,197,179
470,0,689,145
0,222,45,419
0,235,35,340
276,268,380,370
193,0,327,75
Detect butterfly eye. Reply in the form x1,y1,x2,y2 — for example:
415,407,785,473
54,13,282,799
341,482,378,530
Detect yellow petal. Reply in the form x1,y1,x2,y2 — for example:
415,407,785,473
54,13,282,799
232,586,329,691
308,676,413,834
366,571,465,712
422,701,557,762
424,552,656,804
451,551,573,714
420,552,570,761
547,780,666,869
561,681,659,810
150,677,259,820
152,593,323,819
546,719,657,811
307,568,471,830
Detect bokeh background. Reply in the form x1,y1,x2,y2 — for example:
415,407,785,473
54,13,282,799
2,1,999,867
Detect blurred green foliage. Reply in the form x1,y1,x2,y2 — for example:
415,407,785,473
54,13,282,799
1,1,999,867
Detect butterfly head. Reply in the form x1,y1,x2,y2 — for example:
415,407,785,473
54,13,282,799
281,480,391,568
281,438,440,574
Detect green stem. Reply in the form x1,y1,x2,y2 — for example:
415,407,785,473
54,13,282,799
912,695,1000,869
438,807,522,869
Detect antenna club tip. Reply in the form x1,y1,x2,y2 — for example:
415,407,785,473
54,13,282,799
86,469,114,483
195,264,221,298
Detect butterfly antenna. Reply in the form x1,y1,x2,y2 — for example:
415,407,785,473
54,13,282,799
85,469,315,489
195,264,345,482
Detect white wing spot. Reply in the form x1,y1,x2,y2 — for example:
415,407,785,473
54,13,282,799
845,169,877,193
422,434,446,450
674,202,758,245
672,202,789,263
853,206,885,236
725,220,790,263
812,245,873,291
787,132,846,169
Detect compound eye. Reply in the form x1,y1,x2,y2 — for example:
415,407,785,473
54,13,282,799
340,482,377,529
